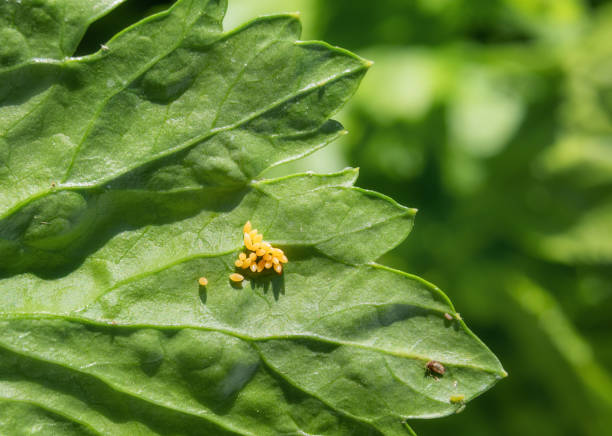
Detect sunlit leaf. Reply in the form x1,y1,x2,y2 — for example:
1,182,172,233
0,1,505,434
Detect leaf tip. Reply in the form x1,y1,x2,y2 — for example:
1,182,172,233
287,11,301,20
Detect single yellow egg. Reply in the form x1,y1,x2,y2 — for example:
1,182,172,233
229,273,244,282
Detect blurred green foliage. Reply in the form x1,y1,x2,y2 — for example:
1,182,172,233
80,1,612,435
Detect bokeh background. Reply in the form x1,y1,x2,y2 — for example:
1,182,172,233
77,1,612,435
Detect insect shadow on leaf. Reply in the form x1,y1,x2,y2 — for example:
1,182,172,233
249,271,285,301
443,312,461,331
229,273,244,288
198,278,208,305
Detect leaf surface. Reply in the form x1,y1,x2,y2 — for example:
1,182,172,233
0,1,505,434
0,0,127,67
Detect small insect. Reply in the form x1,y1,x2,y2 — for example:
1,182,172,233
450,394,465,404
229,273,244,283
198,277,208,286
101,44,109,51
50,182,56,188
444,313,453,321
426,360,446,376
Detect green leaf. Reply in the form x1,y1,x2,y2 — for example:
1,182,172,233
0,1,505,434
0,0,128,67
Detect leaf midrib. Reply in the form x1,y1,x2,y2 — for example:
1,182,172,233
0,310,495,436
61,61,366,188
1,52,366,221
0,309,500,376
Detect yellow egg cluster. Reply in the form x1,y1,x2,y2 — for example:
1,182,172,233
234,221,288,275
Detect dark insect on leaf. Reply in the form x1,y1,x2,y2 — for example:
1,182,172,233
427,360,446,375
